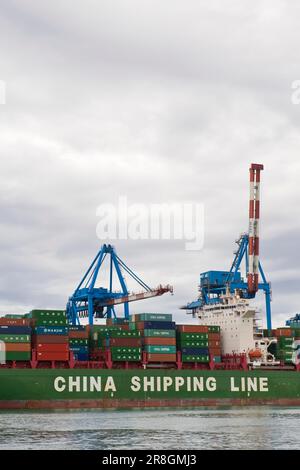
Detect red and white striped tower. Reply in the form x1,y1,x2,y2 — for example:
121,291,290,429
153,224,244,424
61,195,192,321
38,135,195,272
248,163,264,294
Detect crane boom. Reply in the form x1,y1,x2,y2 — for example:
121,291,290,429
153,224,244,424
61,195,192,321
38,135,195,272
98,285,173,307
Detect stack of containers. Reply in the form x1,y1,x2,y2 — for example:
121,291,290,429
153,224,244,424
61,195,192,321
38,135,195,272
131,313,176,362
69,325,89,361
109,329,142,362
30,309,69,362
208,326,222,363
275,328,294,364
89,325,121,359
0,316,31,361
177,325,209,363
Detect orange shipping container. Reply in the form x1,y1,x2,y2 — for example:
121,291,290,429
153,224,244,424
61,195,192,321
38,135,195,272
177,325,209,333
33,335,69,344
143,337,176,346
208,333,221,341
208,340,220,348
146,353,176,363
5,343,31,352
0,318,31,326
69,331,89,339
209,348,222,356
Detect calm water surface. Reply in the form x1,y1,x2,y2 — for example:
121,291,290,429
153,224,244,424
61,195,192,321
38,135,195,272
0,408,299,450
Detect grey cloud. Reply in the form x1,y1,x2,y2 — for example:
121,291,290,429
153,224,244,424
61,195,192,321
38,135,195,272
0,0,300,328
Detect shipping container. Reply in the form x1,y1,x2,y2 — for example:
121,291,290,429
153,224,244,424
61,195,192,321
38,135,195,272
69,330,89,339
110,330,141,338
208,333,221,341
177,340,209,348
33,335,69,344
143,337,176,346
146,353,176,362
37,352,69,361
4,343,31,352
5,351,31,361
143,329,176,338
69,338,88,346
111,347,141,354
135,321,176,330
109,337,142,347
177,332,208,341
30,309,66,319
131,313,173,322
111,353,141,362
177,325,209,333
0,326,31,334
144,345,176,354
209,348,222,356
0,334,31,343
181,347,209,355
0,318,30,326
181,354,209,363
35,326,68,335
36,343,69,353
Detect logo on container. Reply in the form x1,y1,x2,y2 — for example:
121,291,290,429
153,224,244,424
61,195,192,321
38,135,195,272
0,340,5,364
96,196,204,251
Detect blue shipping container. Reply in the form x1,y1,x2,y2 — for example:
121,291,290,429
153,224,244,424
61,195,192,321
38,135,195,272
0,326,31,334
181,347,209,355
35,326,69,335
69,346,89,353
73,353,89,361
143,321,176,330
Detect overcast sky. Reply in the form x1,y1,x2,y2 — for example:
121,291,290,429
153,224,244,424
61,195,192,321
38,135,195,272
0,0,300,327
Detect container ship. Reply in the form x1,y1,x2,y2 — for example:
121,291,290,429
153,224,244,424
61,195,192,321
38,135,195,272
0,164,299,409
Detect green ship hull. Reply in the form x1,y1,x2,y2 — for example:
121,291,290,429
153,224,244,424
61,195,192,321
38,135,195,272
0,369,299,408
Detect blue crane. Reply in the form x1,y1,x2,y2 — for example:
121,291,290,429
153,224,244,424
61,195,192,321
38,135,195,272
66,244,173,325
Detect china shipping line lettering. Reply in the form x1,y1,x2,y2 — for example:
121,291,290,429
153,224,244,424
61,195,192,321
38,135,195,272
53,375,269,393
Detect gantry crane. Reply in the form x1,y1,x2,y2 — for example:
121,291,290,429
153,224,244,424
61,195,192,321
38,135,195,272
66,244,173,325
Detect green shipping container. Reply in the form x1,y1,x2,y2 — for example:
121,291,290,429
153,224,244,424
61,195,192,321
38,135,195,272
4,351,31,361
110,330,141,338
143,329,176,338
111,347,141,354
182,354,210,363
145,345,176,354
208,326,220,333
111,353,141,362
178,340,209,348
131,313,173,322
0,334,31,343
177,332,209,341
30,310,66,319
35,318,68,327
69,338,88,346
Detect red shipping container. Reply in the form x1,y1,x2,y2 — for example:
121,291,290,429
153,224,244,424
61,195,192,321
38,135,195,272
208,340,220,348
275,328,292,337
5,343,31,352
208,333,221,340
209,348,222,356
143,337,176,346
109,337,142,347
0,318,31,326
37,352,69,361
33,335,69,344
177,325,209,333
146,353,176,362
36,343,69,353
69,331,89,339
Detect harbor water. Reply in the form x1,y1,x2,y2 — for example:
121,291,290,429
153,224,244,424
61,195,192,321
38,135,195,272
0,407,299,450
